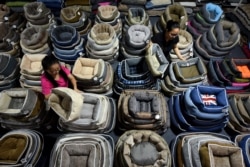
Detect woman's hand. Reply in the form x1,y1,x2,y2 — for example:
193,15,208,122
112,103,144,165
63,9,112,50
74,88,83,93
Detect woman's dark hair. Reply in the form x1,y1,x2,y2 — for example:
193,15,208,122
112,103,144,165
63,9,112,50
42,55,68,87
165,20,180,32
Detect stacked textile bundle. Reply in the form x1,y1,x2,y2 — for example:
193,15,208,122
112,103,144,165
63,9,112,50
0,129,43,167
86,23,119,63
208,59,250,92
50,133,114,167
20,27,51,55
72,58,114,94
194,20,240,63
120,24,151,59
0,22,21,57
115,130,172,167
172,132,244,167
0,88,51,130
160,57,207,96
117,90,170,133
23,2,56,31
227,94,250,134
49,87,116,133
123,7,151,33
187,3,223,39
0,54,20,91
169,29,193,61
168,85,229,132
235,134,250,167
154,4,188,33
118,0,146,16
37,0,64,16
60,5,92,39
0,4,26,33
113,57,158,96
50,25,84,64
95,5,122,38
19,54,46,91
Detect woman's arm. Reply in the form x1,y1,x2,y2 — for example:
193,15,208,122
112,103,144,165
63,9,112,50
67,74,81,92
173,44,185,61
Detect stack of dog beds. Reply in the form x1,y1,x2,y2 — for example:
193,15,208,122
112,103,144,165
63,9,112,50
0,88,51,130
113,57,158,96
72,57,114,95
160,57,208,96
60,5,92,39
0,54,20,91
20,26,51,55
50,25,84,64
37,0,64,16
235,134,250,167
0,4,26,33
95,5,122,39
171,132,245,167
86,23,119,63
49,87,116,133
123,7,152,33
0,129,43,167
117,90,170,133
226,93,250,134
187,3,223,40
226,4,250,44
0,22,21,57
64,0,92,12
168,85,229,132
154,4,188,34
145,43,169,78
19,54,50,91
208,59,250,92
118,0,146,15
169,29,194,61
115,130,172,167
50,133,114,167
23,2,56,31
120,24,151,59
194,20,240,63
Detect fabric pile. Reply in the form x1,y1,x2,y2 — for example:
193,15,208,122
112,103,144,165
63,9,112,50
154,4,188,34
194,20,240,63
0,4,26,33
172,132,244,167
49,87,116,133
50,25,84,64
160,57,207,96
19,54,46,91
113,57,158,96
0,129,43,167
95,5,122,39
37,0,64,16
123,7,151,34
169,29,193,61
0,22,21,57
0,54,20,91
60,5,92,39
235,134,250,167
145,43,169,78
117,90,170,133
23,2,56,31
227,94,250,134
86,23,119,63
72,58,114,94
208,59,250,93
118,0,147,16
120,24,151,59
168,85,229,132
20,27,51,55
115,130,172,167
50,133,114,167
187,3,223,39
0,88,52,130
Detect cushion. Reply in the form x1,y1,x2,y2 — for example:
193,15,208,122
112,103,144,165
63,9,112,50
97,5,118,21
90,23,116,45
48,87,84,122
201,3,223,23
20,54,47,75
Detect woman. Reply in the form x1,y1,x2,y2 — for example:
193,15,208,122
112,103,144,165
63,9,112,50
151,20,185,61
41,55,80,99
